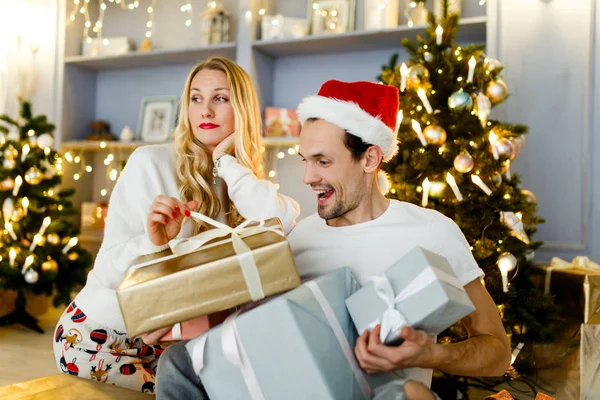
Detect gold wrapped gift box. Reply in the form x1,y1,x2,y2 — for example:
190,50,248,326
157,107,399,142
117,217,300,337
537,256,600,324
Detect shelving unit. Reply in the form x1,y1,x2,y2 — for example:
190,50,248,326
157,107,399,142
64,43,237,70
57,0,492,253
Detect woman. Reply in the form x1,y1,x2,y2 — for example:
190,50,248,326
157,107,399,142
52,57,300,394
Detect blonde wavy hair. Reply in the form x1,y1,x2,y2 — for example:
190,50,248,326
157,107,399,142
173,57,264,232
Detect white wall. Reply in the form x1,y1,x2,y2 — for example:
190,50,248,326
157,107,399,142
0,0,61,121
497,0,600,263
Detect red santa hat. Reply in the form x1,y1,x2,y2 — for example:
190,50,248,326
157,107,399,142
297,80,400,162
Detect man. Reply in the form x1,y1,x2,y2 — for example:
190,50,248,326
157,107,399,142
156,80,510,399
290,79,511,390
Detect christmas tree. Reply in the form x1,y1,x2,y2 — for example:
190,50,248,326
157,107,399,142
0,101,91,332
379,3,558,397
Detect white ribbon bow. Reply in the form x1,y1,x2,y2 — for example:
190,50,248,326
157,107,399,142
169,211,285,301
367,266,463,343
185,282,372,400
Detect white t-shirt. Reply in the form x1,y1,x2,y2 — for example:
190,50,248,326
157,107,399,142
287,199,484,386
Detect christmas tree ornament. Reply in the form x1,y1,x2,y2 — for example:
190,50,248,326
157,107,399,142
3,158,16,170
11,207,24,222
47,233,60,245
471,175,493,195
417,88,433,113
36,133,54,149
497,252,517,293
3,145,18,159
485,58,503,72
467,56,477,83
435,25,443,45
445,172,463,201
496,138,513,158
510,135,526,158
423,51,434,63
423,124,447,145
521,189,537,204
500,211,530,244
421,177,431,207
399,63,408,92
448,90,473,111
68,252,79,261
29,135,38,147
407,64,430,90
21,144,30,162
475,93,492,127
24,268,39,284
486,79,508,104
24,167,44,185
0,178,14,191
411,120,428,146
12,175,22,196
453,153,474,173
42,258,58,272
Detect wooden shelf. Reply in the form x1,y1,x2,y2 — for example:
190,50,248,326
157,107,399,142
252,17,487,57
262,137,300,147
60,140,147,151
64,42,237,70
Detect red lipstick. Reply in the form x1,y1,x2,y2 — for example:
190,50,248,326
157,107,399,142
199,123,219,129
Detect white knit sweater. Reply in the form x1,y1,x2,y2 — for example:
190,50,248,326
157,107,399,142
74,143,300,332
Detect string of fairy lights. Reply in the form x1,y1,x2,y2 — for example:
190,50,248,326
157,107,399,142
68,0,196,44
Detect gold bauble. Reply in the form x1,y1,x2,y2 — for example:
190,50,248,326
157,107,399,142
486,79,508,104
423,125,447,145
491,174,503,187
24,167,44,185
407,64,430,90
47,233,60,245
68,252,79,261
3,145,18,159
3,158,16,170
485,58,503,72
11,207,24,222
41,259,58,272
1,178,14,191
453,153,475,173
521,189,537,204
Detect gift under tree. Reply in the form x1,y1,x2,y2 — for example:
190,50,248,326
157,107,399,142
378,1,558,396
0,101,91,332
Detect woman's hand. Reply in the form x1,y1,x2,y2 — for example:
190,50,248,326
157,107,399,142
147,195,199,246
212,132,235,162
139,326,173,346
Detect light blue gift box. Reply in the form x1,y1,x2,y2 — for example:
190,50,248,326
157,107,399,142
187,267,400,400
345,247,476,345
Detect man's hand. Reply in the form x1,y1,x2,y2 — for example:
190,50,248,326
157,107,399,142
139,326,173,345
354,325,438,374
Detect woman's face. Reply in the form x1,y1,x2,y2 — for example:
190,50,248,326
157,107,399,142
188,69,235,153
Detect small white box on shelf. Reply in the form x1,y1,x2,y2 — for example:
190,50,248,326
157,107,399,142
364,0,399,31
81,37,133,57
261,15,308,40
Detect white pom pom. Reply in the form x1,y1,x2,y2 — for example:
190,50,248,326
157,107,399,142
377,170,392,195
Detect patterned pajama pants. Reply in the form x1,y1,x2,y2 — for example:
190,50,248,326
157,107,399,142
52,301,164,395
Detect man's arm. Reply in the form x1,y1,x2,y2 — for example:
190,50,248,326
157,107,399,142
355,279,511,377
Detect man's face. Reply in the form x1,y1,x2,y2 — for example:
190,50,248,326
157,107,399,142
299,119,368,220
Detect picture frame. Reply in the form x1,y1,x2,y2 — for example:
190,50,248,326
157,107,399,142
308,0,355,36
137,95,179,143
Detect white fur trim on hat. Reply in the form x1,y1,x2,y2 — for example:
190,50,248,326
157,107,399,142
297,95,399,162
378,170,392,195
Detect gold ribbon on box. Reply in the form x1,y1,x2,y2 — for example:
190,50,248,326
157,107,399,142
169,212,285,302
545,256,600,323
